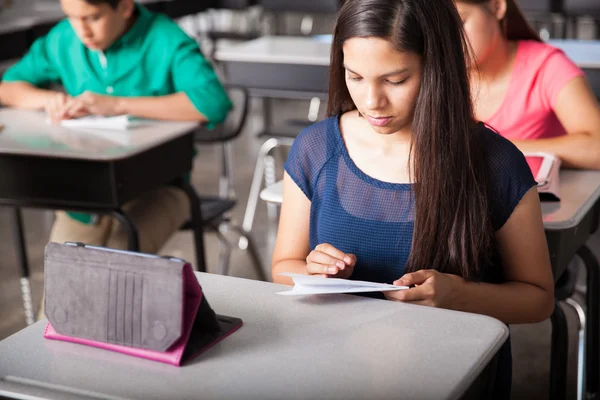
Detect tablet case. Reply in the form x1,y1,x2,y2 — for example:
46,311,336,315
43,242,242,366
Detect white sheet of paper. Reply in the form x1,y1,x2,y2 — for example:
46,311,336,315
276,273,409,296
58,115,139,130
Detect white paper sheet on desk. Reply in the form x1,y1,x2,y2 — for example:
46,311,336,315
58,115,142,130
276,273,409,295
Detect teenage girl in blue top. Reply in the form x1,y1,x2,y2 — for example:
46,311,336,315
272,0,554,396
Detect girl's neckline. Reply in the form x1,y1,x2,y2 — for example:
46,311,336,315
334,114,413,191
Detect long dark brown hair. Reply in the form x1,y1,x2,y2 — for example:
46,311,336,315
459,0,541,41
329,0,493,281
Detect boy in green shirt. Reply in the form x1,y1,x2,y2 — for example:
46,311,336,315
0,0,231,285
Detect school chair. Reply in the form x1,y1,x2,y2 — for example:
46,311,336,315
256,179,283,233
181,85,267,281
240,136,294,246
260,179,283,204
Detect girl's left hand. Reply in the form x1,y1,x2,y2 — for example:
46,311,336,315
384,269,465,309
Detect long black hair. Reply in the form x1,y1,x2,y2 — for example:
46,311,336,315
329,0,494,281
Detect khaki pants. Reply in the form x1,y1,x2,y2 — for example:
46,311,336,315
39,186,190,319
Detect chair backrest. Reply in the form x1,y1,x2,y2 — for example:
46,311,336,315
193,86,250,144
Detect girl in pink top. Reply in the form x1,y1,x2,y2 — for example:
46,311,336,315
455,0,600,169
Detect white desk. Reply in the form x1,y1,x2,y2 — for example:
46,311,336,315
542,169,600,229
216,36,330,97
0,109,198,160
216,35,330,65
0,272,508,400
0,109,201,211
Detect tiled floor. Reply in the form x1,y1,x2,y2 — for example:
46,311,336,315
0,98,593,399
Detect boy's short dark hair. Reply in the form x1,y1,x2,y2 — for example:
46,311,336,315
83,0,121,8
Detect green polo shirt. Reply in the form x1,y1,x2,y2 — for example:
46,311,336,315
3,4,232,224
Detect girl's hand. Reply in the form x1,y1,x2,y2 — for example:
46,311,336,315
384,269,464,309
306,243,356,279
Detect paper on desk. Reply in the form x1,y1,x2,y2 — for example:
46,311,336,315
58,115,142,130
47,115,148,146
276,273,409,295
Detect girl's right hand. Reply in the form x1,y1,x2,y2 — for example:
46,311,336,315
306,243,356,279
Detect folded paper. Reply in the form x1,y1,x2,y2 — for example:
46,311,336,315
276,273,409,295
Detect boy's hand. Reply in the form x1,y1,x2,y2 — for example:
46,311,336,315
63,91,122,118
45,93,77,123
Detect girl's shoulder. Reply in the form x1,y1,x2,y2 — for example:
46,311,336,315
284,116,345,199
478,124,537,230
479,123,527,170
515,40,579,73
290,115,345,162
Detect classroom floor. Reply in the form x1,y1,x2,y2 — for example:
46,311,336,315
0,98,594,400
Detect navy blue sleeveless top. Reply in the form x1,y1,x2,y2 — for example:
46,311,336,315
285,116,536,283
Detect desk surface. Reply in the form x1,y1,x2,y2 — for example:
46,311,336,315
0,273,508,400
216,36,600,70
0,109,198,161
216,35,331,65
542,169,600,230
547,39,600,69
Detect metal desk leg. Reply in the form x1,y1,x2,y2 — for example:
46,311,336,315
110,210,139,252
576,245,599,399
565,298,586,400
177,181,207,273
550,300,568,400
10,207,35,326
